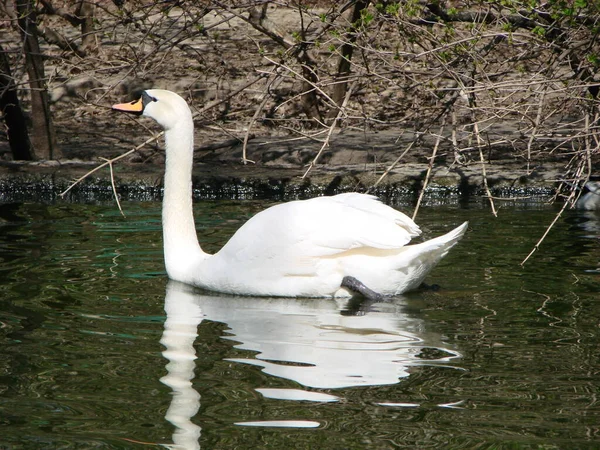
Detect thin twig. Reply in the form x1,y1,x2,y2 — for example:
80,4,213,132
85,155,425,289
520,189,575,265
263,55,339,110
59,139,153,197
525,87,546,174
302,81,356,178
371,133,421,190
242,71,282,164
413,119,445,220
554,110,596,207
100,157,125,217
475,121,498,217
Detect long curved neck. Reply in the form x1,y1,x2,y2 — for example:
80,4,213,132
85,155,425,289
162,122,209,282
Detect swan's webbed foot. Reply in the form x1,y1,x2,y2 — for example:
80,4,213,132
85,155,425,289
418,282,441,291
341,276,386,302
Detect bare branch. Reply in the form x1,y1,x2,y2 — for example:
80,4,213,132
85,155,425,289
413,120,445,220
302,81,356,179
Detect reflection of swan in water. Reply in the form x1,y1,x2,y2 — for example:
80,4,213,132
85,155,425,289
159,281,463,443
217,297,460,391
577,210,600,238
160,283,203,450
569,206,600,274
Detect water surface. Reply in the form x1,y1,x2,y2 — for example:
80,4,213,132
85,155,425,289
0,198,598,449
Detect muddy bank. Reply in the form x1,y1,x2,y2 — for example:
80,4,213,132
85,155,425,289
2,2,595,205
0,128,564,204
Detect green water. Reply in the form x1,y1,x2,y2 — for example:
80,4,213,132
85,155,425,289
0,198,598,449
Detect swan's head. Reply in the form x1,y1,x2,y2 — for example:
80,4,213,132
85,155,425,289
112,89,192,130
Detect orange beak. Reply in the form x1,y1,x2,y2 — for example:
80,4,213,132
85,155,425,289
112,97,144,114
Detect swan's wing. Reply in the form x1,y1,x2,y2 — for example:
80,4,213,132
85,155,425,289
329,193,421,238
301,194,420,255
306,210,411,254
220,194,419,261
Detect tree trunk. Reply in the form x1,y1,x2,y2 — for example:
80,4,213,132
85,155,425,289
0,43,35,160
297,49,324,124
326,0,369,121
76,0,96,51
15,0,60,160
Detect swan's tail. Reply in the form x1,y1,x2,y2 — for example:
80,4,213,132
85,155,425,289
400,221,468,260
393,221,468,292
427,221,469,253
419,221,468,260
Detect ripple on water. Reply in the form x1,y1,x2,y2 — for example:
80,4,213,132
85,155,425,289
1,201,599,448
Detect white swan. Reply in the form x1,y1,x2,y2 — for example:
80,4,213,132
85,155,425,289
113,89,468,298
577,181,600,211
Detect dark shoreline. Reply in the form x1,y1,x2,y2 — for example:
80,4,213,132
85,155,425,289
0,157,560,204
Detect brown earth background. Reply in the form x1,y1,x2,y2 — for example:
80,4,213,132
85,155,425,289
1,1,599,203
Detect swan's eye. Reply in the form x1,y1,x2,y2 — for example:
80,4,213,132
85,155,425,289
141,91,158,108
